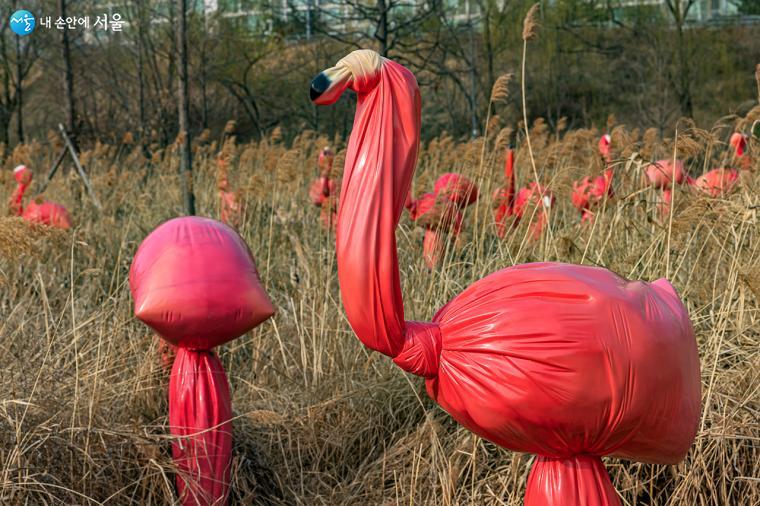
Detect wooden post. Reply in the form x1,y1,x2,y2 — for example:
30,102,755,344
58,123,102,210
37,147,68,194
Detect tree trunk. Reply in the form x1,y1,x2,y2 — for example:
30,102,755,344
15,32,23,144
177,0,196,215
59,0,77,151
377,0,388,57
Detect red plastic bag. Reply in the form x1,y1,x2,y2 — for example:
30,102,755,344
170,348,233,506
311,50,700,505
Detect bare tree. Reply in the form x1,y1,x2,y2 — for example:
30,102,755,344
177,0,195,215
58,0,77,150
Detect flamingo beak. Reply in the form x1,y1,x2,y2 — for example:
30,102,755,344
542,195,553,208
310,65,353,106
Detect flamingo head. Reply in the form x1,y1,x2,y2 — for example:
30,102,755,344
598,134,612,162
729,132,747,158
13,165,33,186
310,50,383,106
318,146,334,176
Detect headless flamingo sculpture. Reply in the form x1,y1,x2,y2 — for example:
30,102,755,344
310,49,700,506
9,165,72,229
643,159,690,217
131,217,274,506
406,172,476,269
571,134,614,223
308,146,339,229
492,148,554,240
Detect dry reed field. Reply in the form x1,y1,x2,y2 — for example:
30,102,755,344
1,113,759,504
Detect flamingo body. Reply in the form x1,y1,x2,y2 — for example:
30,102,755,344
694,168,739,197
644,160,688,189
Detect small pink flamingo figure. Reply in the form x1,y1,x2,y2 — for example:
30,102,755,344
408,191,463,269
9,165,72,229
308,147,339,229
692,133,751,197
493,148,553,240
571,134,614,223
217,158,242,229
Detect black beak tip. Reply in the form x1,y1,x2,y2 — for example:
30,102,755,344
310,72,330,101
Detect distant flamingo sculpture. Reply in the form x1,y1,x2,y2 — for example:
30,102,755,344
571,134,614,223
308,146,339,229
643,159,690,217
311,49,700,506
407,190,463,269
217,158,242,229
493,148,554,240
693,133,751,197
9,165,72,229
130,217,275,506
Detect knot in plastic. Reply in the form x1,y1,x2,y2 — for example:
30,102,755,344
337,49,382,94
393,321,442,378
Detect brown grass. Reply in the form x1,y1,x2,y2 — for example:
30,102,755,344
0,118,758,504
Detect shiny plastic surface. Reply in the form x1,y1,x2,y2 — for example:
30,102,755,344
312,50,701,505
129,217,275,349
169,348,233,506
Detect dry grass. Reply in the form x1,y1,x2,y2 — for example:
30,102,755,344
0,120,758,505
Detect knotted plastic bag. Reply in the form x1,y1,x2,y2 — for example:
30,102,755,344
130,217,274,506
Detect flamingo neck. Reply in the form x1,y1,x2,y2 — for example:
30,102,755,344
505,149,516,213
10,183,28,216
335,58,422,359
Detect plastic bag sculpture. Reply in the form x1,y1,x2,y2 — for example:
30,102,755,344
407,191,463,269
407,173,476,268
571,135,615,223
491,148,553,241
310,49,701,506
217,158,242,229
130,217,275,506
308,147,340,229
9,165,72,229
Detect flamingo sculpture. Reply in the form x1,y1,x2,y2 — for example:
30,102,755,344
492,148,554,240
217,158,242,229
643,159,690,217
571,134,614,223
692,133,751,197
130,217,274,506
9,165,72,229
310,49,700,506
308,146,339,229
407,190,463,269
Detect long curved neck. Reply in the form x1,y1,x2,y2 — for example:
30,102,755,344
10,183,27,216
505,149,516,212
335,59,421,358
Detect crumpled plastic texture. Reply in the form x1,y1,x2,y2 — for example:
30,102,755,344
313,50,701,506
130,216,274,506
434,173,478,209
170,348,233,506
129,217,274,349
